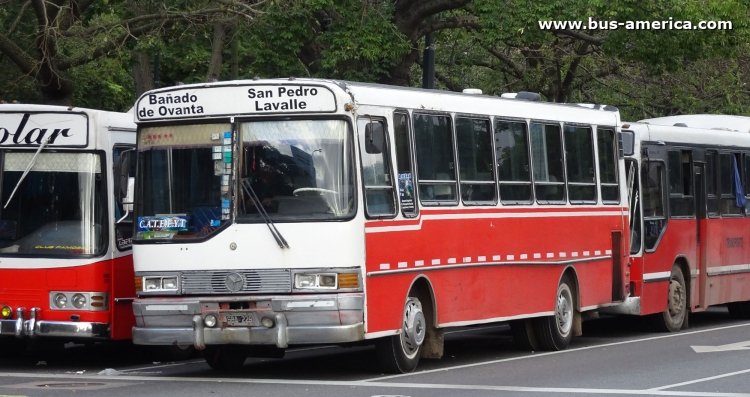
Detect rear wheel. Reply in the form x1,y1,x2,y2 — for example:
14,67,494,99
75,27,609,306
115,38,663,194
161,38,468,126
654,265,687,332
376,296,426,373
534,276,575,351
203,345,247,371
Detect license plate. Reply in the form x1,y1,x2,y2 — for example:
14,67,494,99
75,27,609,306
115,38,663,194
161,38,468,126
222,312,258,327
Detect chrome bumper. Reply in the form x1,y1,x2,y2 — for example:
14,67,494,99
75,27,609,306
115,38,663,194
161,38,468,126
0,308,108,339
132,293,365,349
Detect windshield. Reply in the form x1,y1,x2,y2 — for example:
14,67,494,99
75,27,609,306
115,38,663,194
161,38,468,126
238,119,354,221
0,152,105,256
136,123,232,240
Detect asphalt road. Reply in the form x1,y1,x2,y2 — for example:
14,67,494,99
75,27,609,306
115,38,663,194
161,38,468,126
0,306,748,397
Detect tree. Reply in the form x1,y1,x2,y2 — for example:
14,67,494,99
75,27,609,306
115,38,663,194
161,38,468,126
0,0,266,107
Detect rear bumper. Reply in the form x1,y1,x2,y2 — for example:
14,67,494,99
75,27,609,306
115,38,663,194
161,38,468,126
132,293,365,349
0,308,108,339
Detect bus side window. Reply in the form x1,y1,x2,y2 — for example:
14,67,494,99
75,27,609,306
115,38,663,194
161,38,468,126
706,151,719,216
393,111,418,217
495,119,532,203
564,124,596,203
357,117,396,218
719,152,743,216
744,153,750,211
642,161,666,250
456,116,496,205
598,128,619,203
413,113,457,205
667,149,694,217
113,145,135,251
531,122,565,203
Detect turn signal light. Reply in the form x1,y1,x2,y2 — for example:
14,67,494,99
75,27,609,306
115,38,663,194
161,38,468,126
1,305,11,319
338,273,359,289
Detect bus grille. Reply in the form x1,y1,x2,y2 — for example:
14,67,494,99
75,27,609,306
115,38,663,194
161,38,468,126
180,269,292,294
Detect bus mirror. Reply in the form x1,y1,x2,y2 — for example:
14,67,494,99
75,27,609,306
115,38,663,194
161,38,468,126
116,149,135,202
620,130,634,156
365,122,385,154
123,177,135,211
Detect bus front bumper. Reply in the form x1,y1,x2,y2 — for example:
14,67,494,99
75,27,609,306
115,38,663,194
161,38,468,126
0,308,108,339
131,293,365,350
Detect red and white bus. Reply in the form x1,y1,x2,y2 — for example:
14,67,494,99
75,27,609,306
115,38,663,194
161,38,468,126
0,104,136,346
130,79,629,372
612,116,750,329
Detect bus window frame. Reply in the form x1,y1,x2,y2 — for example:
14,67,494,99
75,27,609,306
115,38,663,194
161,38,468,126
357,115,398,219
454,113,497,206
562,122,597,205
597,126,621,205
494,117,534,205
413,111,459,207
642,159,668,252
530,120,567,205
393,109,419,218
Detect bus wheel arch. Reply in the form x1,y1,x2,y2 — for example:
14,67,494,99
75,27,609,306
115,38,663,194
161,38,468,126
533,268,579,351
376,275,440,373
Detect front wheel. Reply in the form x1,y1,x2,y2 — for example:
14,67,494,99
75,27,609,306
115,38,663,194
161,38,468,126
376,296,426,373
533,276,575,351
203,345,247,371
654,265,687,332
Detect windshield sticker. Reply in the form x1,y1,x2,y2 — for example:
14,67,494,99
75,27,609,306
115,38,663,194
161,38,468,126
399,172,416,212
137,215,189,232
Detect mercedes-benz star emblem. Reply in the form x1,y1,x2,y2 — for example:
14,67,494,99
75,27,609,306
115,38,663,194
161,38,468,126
225,272,245,292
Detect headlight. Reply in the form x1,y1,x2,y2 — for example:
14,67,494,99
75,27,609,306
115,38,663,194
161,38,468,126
71,293,87,309
48,292,107,311
162,277,178,290
294,273,337,289
53,293,68,308
141,275,180,293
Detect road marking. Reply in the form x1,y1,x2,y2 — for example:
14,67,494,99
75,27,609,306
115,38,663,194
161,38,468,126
691,340,750,353
0,372,749,397
365,322,750,381
649,368,750,391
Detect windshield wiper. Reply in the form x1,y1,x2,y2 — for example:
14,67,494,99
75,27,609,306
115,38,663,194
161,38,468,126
4,137,51,209
240,178,290,249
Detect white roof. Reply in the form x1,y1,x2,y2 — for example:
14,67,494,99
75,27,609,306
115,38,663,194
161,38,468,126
639,114,750,133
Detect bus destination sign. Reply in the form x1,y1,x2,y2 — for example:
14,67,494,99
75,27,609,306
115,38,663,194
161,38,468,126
0,112,88,147
136,84,337,121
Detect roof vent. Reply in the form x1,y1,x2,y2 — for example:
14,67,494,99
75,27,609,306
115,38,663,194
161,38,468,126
462,88,483,95
673,123,688,127
509,91,541,101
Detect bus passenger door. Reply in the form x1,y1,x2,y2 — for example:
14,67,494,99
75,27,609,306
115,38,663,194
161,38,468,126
694,162,708,310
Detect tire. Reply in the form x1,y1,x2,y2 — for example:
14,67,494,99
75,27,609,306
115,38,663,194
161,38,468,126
533,276,575,351
376,296,426,373
728,301,750,319
510,319,539,351
203,345,248,371
654,265,687,332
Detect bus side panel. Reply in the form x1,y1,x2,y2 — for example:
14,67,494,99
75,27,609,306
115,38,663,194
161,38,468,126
109,254,135,340
364,208,624,334
640,219,697,315
705,217,750,305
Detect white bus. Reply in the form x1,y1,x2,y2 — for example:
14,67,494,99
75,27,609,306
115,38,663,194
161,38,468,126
131,79,628,372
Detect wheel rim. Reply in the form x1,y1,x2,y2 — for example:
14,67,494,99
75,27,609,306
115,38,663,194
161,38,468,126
556,284,573,337
400,297,426,359
667,275,686,320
